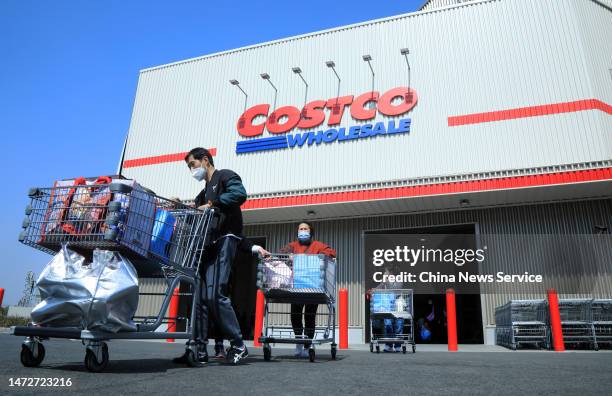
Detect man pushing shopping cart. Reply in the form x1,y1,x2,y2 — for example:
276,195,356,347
171,147,268,366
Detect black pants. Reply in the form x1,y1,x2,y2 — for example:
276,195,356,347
291,303,318,348
194,235,243,347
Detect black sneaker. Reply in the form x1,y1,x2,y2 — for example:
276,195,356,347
226,345,248,365
173,350,208,365
214,344,226,359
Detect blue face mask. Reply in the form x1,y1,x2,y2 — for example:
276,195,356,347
298,231,310,242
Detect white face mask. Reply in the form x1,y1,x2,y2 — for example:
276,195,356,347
191,167,206,182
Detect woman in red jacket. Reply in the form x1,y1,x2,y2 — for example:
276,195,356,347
280,222,336,358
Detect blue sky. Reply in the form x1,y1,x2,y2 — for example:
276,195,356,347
0,0,423,306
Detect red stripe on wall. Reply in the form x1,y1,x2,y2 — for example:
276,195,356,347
242,167,612,210
123,148,217,169
448,99,612,126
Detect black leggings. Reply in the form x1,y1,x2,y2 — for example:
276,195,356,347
291,303,318,348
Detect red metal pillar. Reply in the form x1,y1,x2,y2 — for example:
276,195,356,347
547,289,565,352
166,287,180,343
339,288,348,349
446,288,458,351
0,288,4,307
253,289,265,347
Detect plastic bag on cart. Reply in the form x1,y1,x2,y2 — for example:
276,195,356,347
30,245,139,333
371,292,397,313
263,259,292,289
293,254,324,289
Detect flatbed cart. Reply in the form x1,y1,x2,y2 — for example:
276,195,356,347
369,289,416,354
256,254,337,362
11,180,217,371
557,298,597,350
495,300,549,350
591,299,612,349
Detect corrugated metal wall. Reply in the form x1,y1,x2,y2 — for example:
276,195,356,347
243,198,612,328
122,0,612,200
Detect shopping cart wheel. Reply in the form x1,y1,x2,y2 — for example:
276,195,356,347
375,345,380,354
412,344,416,353
263,345,272,361
331,345,337,360
84,343,109,373
20,343,45,367
402,345,407,354
308,348,315,362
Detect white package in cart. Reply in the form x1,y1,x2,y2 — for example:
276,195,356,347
263,259,292,289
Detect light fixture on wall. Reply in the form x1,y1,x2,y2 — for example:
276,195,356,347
326,60,341,115
400,48,414,103
230,80,249,128
292,67,309,117
260,73,278,123
362,54,376,109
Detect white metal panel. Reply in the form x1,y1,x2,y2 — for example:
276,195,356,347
122,0,612,200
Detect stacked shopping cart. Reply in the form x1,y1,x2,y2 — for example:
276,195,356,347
256,254,337,362
591,299,612,349
13,177,217,371
557,298,597,350
496,298,612,350
495,300,549,350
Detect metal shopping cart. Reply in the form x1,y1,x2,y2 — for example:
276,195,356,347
591,299,612,349
557,298,597,350
495,300,549,350
12,179,217,371
256,254,337,362
369,289,416,354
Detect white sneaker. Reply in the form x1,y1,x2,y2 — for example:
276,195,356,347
300,346,312,358
294,344,304,357
383,344,394,353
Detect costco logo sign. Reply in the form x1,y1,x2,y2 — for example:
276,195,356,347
236,86,417,154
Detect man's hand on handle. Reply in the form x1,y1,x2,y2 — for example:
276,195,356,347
198,200,213,211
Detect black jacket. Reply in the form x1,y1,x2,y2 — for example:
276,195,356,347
194,169,253,252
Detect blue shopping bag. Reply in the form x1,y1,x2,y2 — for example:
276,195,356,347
292,254,324,289
150,209,176,260
371,292,396,312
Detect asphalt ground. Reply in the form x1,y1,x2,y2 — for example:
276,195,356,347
1,333,611,395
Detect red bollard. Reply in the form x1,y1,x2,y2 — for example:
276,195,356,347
446,288,458,352
547,289,565,352
166,287,180,343
0,288,4,307
253,289,265,347
339,288,348,349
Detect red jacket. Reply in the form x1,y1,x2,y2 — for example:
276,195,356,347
281,240,337,258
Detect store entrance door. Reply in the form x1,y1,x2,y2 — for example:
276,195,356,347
365,223,484,344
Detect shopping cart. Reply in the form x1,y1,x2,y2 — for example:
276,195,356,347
256,254,337,362
557,298,597,350
11,179,217,371
368,289,415,354
591,299,612,349
495,300,549,350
